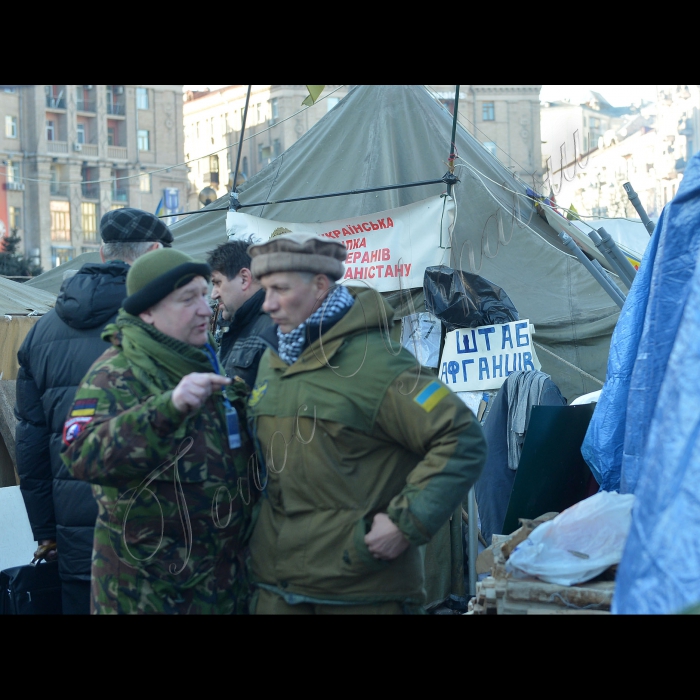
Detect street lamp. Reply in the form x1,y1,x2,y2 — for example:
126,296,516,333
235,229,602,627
198,186,218,207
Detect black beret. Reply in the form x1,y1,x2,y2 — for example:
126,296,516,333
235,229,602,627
100,208,174,247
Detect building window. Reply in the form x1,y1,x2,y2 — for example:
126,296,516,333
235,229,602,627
4,87,16,93
242,156,248,177
46,119,55,141
50,201,71,242
107,126,115,146
482,102,495,121
81,202,98,242
271,98,279,120
7,160,20,183
136,87,149,110
138,129,150,151
139,173,151,192
49,165,61,195
326,97,339,113
5,115,17,138
483,141,497,157
256,103,263,124
52,247,74,267
258,144,264,163
273,138,282,158
110,203,126,211
76,123,85,144
9,206,21,230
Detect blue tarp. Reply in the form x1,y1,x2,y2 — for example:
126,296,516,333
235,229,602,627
582,152,700,494
579,152,700,614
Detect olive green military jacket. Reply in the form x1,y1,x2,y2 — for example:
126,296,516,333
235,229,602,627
248,287,487,606
60,333,255,614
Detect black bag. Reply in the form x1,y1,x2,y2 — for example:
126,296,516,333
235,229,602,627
0,557,62,615
423,265,519,331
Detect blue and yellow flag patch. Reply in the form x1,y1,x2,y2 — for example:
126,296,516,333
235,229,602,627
70,398,98,417
414,381,451,413
248,380,268,408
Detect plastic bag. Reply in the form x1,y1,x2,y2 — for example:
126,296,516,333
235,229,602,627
423,265,519,331
505,491,635,586
400,312,441,368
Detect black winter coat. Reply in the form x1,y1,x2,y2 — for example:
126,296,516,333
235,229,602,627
219,288,273,388
15,261,129,583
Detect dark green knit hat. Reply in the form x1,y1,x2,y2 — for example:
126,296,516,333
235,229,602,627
123,248,211,315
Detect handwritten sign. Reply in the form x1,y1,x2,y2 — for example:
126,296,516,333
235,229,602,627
439,319,541,391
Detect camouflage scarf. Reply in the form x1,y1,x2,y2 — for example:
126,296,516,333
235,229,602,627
102,309,216,394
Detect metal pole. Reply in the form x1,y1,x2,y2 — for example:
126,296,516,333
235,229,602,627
467,486,478,597
623,182,656,235
444,85,461,198
559,231,625,309
229,85,252,213
590,258,627,307
596,226,638,287
587,228,636,289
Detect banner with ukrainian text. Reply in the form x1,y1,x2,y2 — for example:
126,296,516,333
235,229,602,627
226,195,454,292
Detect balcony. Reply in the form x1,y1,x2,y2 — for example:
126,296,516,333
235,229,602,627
107,146,127,160
80,143,98,157
111,188,128,202
107,102,126,116
46,96,66,109
3,182,24,191
81,183,100,199
203,171,220,185
76,99,96,113
47,140,68,154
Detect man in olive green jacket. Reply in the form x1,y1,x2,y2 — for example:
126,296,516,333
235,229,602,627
246,231,487,614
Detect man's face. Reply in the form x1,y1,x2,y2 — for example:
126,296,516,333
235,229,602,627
139,276,212,346
261,271,330,334
210,270,247,316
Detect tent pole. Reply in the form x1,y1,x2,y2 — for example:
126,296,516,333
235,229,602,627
444,85,461,197
229,85,252,213
623,182,656,235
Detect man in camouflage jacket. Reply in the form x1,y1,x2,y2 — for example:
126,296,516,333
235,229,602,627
61,248,255,614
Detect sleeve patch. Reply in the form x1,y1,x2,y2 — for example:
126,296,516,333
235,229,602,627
63,416,93,446
414,381,451,413
71,398,98,417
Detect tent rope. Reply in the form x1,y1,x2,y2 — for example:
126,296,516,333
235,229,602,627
533,341,604,387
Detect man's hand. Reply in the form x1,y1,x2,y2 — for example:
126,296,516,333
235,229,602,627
364,513,410,561
172,373,231,414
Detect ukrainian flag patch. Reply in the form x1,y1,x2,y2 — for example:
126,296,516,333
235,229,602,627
70,398,98,417
414,381,451,413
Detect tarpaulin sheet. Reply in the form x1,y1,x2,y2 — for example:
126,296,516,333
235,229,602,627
582,152,700,493
612,160,700,613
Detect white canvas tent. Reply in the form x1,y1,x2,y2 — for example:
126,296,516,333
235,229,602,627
168,85,621,401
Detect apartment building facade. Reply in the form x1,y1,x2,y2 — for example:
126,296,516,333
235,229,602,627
0,85,189,270
183,85,350,211
429,85,543,184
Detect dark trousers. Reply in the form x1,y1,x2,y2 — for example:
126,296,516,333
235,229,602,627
61,579,91,615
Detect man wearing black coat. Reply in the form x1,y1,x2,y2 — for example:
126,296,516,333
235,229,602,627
14,208,173,614
207,239,273,388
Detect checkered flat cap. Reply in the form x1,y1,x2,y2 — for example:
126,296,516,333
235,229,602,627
100,208,174,247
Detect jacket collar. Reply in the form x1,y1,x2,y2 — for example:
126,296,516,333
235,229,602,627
267,286,399,377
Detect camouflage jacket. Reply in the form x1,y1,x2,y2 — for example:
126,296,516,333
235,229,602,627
60,323,256,614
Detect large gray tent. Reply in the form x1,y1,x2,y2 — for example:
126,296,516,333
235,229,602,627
169,85,617,401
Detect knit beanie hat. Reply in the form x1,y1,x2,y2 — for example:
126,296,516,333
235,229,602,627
123,248,211,315
248,231,346,281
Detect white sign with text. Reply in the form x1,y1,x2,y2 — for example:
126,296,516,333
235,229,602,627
226,195,454,292
439,319,541,392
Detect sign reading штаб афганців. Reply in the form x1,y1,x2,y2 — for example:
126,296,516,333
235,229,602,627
439,319,541,392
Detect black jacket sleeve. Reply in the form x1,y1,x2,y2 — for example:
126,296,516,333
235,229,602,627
14,327,56,541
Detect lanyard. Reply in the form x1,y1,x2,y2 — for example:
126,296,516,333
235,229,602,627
203,343,241,449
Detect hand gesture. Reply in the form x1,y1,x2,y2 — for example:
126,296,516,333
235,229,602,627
364,513,410,561
172,372,231,414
